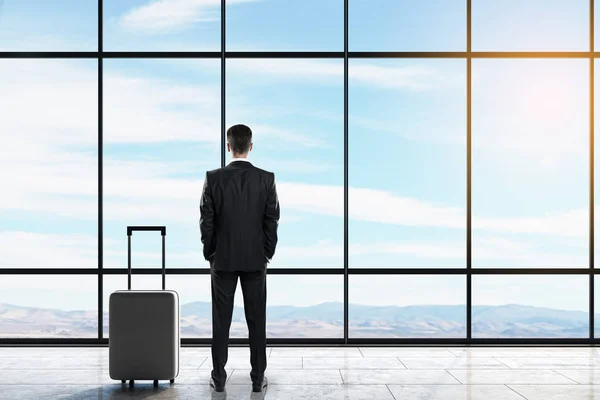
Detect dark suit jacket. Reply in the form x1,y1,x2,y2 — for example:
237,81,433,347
199,160,280,272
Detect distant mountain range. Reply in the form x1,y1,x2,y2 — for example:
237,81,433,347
0,302,590,338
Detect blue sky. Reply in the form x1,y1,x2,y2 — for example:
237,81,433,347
0,1,597,335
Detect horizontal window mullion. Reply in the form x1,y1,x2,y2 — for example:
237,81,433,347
103,268,345,275
2,338,597,346
472,51,591,58
0,268,99,275
0,268,592,275
472,268,590,275
3,51,600,60
0,52,98,58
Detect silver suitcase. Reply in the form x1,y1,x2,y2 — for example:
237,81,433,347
109,226,180,387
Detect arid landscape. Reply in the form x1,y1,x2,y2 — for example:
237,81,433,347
0,302,590,338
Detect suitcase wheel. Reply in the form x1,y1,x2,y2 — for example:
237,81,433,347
153,380,159,388
170,379,175,384
129,380,134,387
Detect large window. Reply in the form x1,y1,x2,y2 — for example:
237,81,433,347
1,0,599,344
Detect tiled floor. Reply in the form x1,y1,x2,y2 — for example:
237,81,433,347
1,346,600,399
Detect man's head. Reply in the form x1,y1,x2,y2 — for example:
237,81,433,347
227,124,253,157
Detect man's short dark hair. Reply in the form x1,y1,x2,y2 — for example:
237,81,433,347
227,124,252,155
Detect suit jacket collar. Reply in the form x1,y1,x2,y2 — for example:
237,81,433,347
229,157,251,164
226,159,254,168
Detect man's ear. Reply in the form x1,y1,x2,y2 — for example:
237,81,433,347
227,143,231,152
249,143,253,152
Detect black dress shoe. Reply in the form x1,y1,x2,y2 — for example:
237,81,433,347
210,377,225,392
252,376,268,392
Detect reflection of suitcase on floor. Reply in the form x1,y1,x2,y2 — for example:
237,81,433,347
109,226,180,388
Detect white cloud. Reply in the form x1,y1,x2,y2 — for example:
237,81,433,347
269,239,465,267
0,59,334,222
1,57,462,156
227,59,463,91
0,34,96,53
0,59,591,275
472,60,588,166
350,275,465,307
104,65,330,148
0,158,589,238
0,60,97,146
351,63,462,91
0,59,222,146
0,232,97,268
277,183,466,229
475,209,587,239
252,158,336,174
103,248,204,268
473,275,588,312
472,235,586,267
248,123,331,149
271,234,586,268
104,73,221,144
275,243,343,260
349,115,465,146
229,59,341,82
120,0,254,33
0,227,585,271
350,241,465,260
279,183,587,241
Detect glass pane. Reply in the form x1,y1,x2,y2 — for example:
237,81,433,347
0,60,98,268
472,60,588,268
595,276,600,335
595,60,600,267
227,0,343,51
173,275,343,339
0,0,97,51
349,59,466,268
103,59,221,268
350,0,466,51
473,275,588,338
226,59,344,268
128,231,163,270
472,0,589,51
103,0,220,51
596,0,600,51
349,275,466,338
167,275,212,339
265,275,343,338
0,275,97,338
105,275,342,338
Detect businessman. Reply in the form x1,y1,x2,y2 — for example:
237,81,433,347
200,124,280,393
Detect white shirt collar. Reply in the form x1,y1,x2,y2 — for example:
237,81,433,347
229,157,250,164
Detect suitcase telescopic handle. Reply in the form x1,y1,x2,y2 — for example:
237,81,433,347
127,226,167,290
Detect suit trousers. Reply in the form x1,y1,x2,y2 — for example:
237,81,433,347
210,269,267,386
